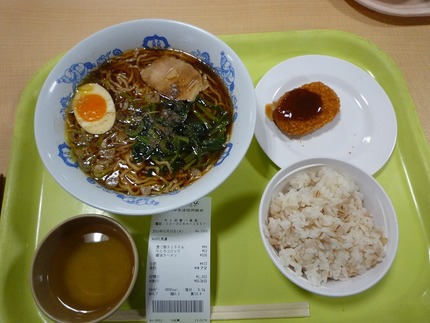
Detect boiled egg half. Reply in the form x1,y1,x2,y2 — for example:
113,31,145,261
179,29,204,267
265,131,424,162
71,83,116,134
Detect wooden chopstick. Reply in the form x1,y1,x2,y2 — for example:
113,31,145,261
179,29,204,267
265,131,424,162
211,302,310,320
107,302,310,321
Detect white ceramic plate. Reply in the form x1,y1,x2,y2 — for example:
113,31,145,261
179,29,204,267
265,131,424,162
355,0,430,17
255,55,397,175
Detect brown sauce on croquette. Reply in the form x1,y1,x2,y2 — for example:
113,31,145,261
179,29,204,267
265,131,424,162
273,88,323,121
268,82,340,136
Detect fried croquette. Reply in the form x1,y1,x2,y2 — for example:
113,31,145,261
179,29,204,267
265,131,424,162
268,82,340,136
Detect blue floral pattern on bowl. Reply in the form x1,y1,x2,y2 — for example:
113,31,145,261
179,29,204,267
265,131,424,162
142,34,170,49
57,34,237,204
58,142,78,168
86,178,160,206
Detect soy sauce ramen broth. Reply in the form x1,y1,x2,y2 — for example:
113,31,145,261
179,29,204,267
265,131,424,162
65,48,233,196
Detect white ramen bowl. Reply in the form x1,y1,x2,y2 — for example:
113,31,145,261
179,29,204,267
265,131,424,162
34,19,256,215
259,158,398,297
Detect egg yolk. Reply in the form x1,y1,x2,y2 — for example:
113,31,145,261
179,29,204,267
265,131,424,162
75,94,107,122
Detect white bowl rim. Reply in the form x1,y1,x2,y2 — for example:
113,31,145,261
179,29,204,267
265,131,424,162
259,157,399,297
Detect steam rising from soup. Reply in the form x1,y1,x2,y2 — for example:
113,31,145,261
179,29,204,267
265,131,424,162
65,48,233,196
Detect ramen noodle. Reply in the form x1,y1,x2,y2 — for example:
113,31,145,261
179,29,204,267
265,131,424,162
65,48,233,196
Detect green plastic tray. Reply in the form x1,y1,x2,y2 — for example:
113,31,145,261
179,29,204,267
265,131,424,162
1,30,429,322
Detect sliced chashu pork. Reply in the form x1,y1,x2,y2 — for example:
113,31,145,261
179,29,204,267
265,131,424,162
140,55,208,101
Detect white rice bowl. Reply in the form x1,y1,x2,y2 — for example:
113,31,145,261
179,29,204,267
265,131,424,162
259,158,398,297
